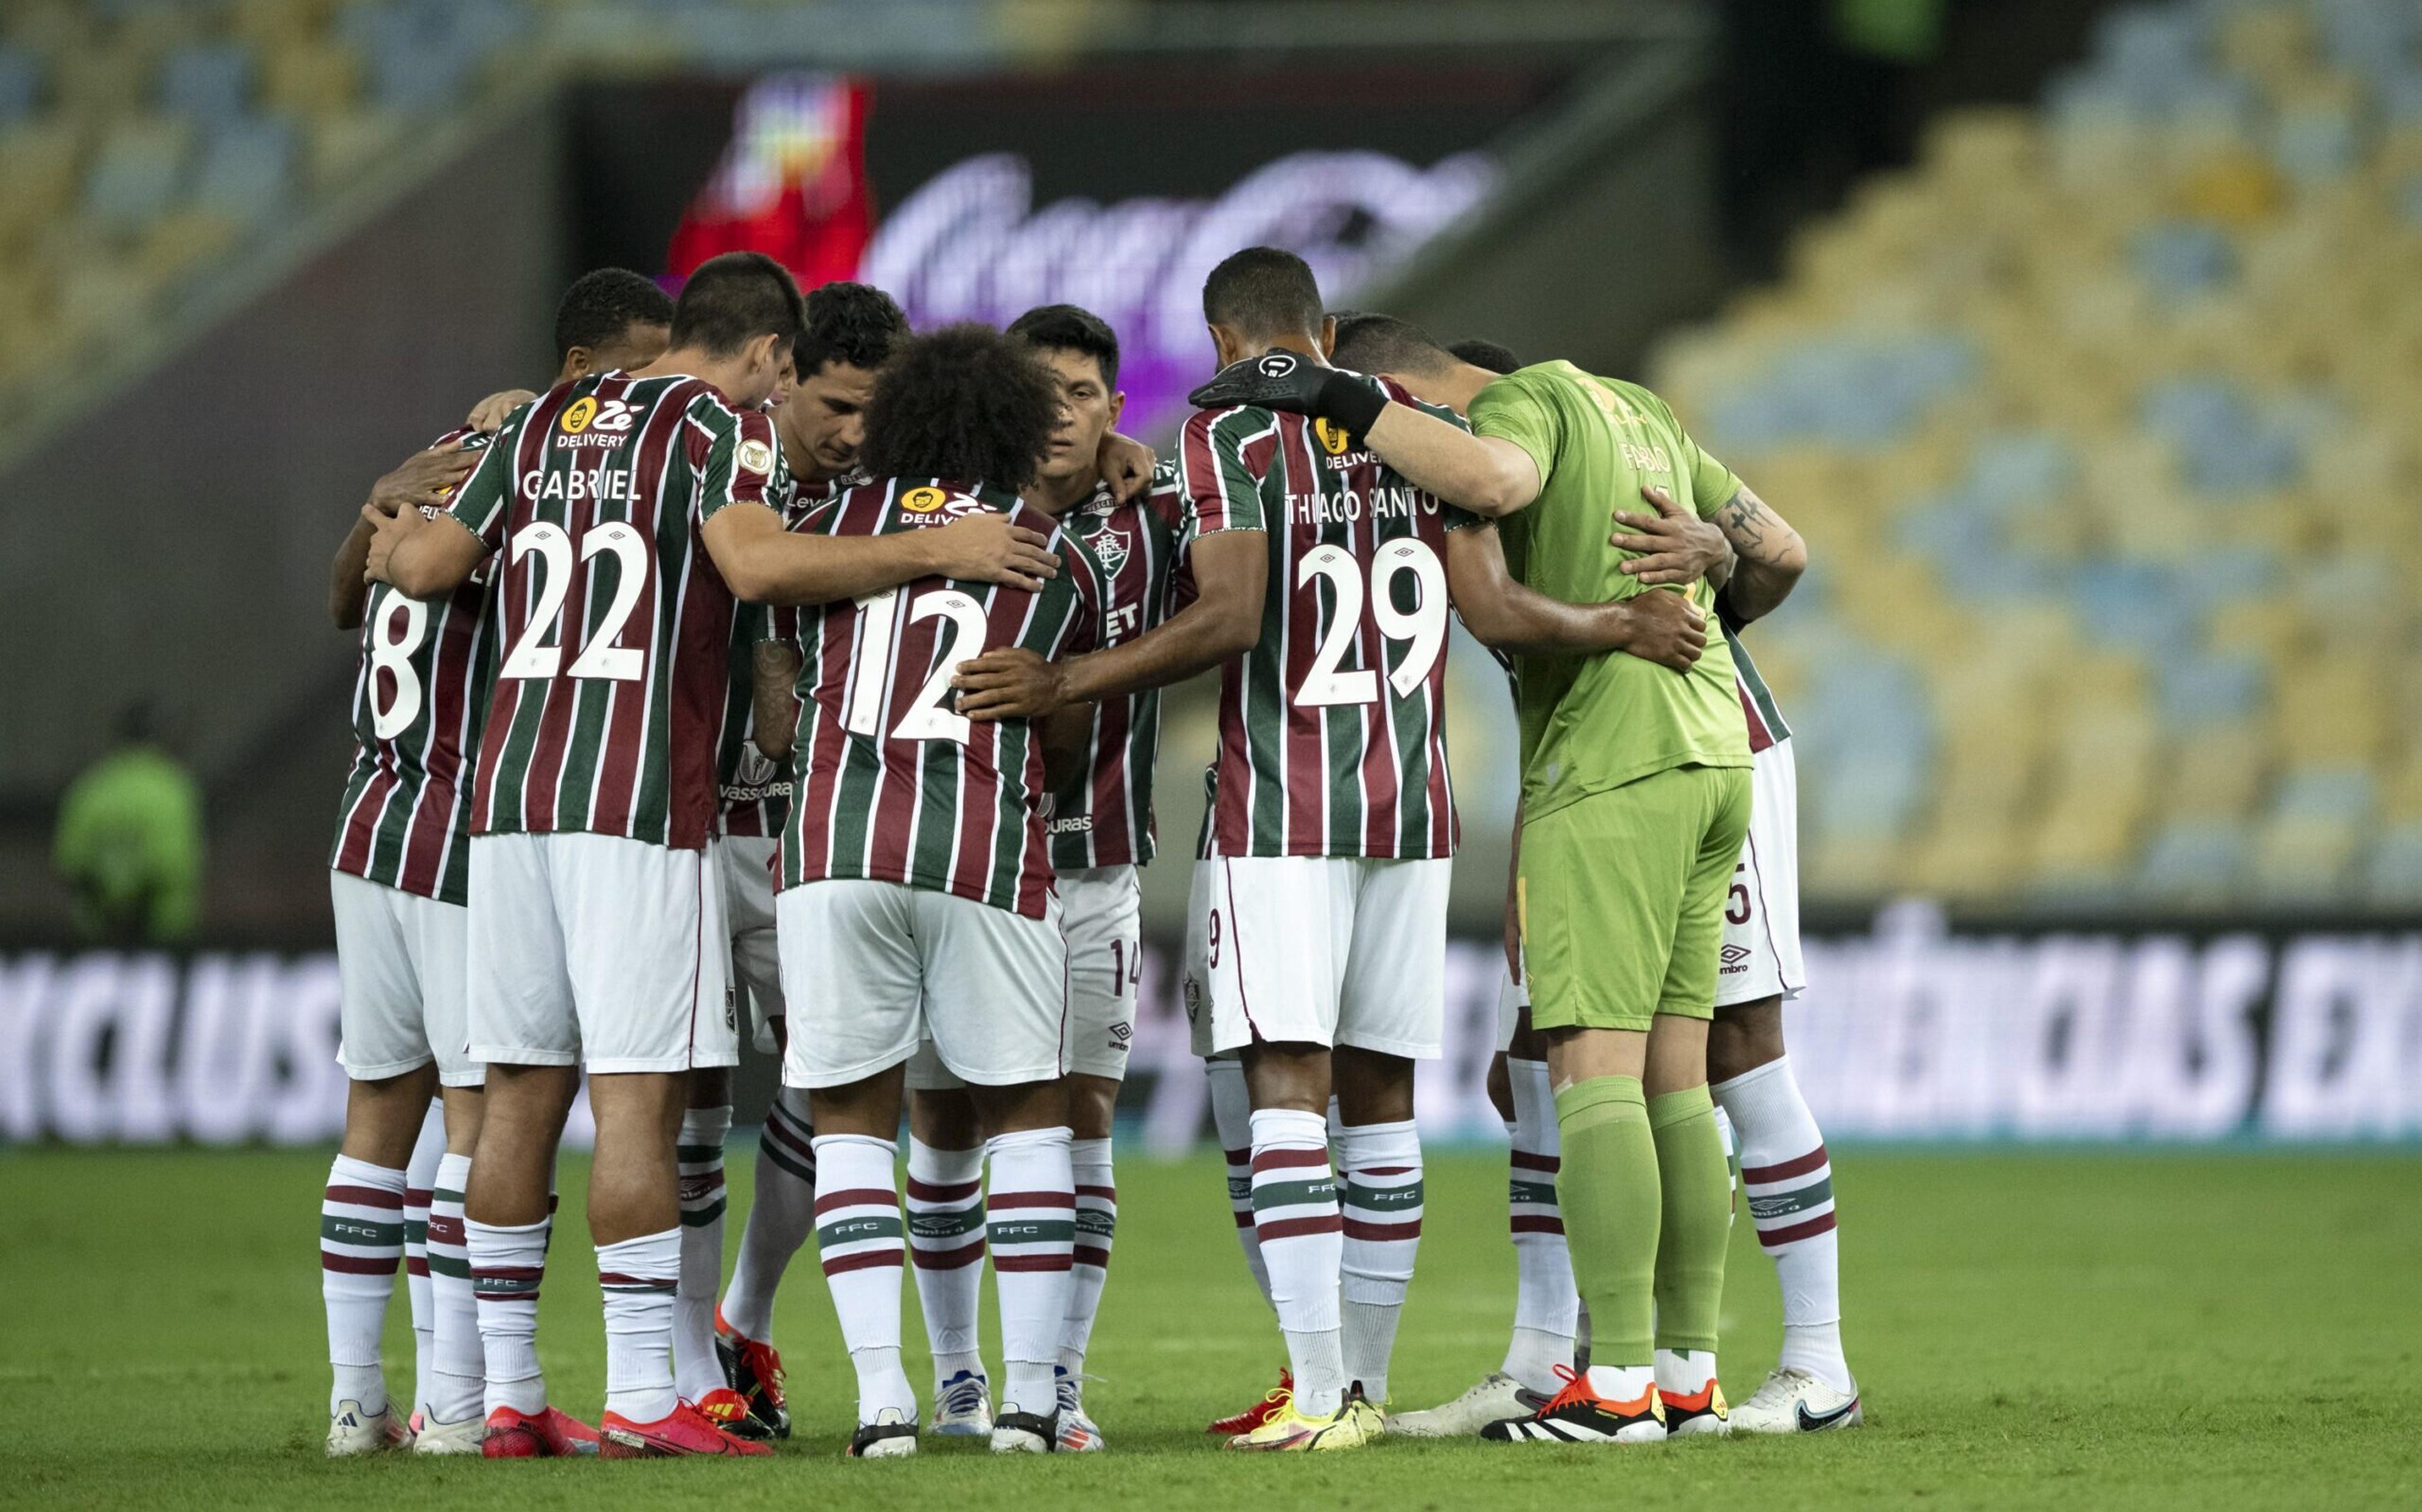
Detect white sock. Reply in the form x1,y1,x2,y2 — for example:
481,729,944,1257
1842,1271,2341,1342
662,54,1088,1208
906,1137,986,1384
1502,1057,1577,1393
1714,1056,1852,1391
322,1154,407,1416
467,1216,549,1416
1060,1136,1116,1378
402,1101,443,1419
1584,1363,1654,1406
598,1228,681,1423
812,1133,916,1424
674,1105,732,1402
985,1126,1076,1417
1207,1058,1273,1309
426,1153,483,1424
722,1088,815,1344
1656,1346,1719,1402
1337,1119,1422,1405
1249,1106,1346,1417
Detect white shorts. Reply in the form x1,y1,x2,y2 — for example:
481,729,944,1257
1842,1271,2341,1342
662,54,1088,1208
1495,950,1529,1055
1715,736,1808,1009
1060,864,1142,1081
1183,854,1449,1061
466,832,735,1073
331,869,481,1087
778,879,1068,1090
716,835,785,1055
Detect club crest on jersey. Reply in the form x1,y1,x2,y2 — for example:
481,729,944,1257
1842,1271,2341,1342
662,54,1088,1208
736,438,776,477
1314,417,1353,455
1087,524,1130,576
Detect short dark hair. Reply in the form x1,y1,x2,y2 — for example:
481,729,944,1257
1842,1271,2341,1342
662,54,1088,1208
1009,303,1120,389
797,281,909,378
1330,312,1456,378
553,268,672,365
860,323,1057,492
1202,246,1323,342
669,252,807,359
1448,337,1523,375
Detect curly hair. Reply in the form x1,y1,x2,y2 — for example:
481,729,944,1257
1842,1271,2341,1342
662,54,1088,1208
797,280,910,377
860,323,1056,492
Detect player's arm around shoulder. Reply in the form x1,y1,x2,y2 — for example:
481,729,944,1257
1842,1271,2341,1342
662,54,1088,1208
1442,519,1707,671
364,419,511,599
1710,480,1806,625
1366,393,1542,518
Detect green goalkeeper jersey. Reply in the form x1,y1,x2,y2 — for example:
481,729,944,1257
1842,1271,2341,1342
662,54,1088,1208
1468,360,1750,820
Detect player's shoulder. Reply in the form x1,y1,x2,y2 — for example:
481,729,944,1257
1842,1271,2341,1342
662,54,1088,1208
1370,372,1467,433
1181,402,1288,457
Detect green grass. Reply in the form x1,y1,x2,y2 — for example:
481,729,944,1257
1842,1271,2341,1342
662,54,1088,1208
3,1145,2416,1508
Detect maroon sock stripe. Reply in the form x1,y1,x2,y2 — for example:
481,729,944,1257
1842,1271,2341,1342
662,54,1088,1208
1342,1217,1422,1242
821,1247,904,1277
1251,1146,1330,1173
905,1176,981,1203
988,1189,1077,1209
910,1242,986,1271
320,1252,399,1274
993,1253,1074,1273
405,1187,433,1207
1757,1211,1838,1248
1222,1148,1250,1166
325,1184,406,1209
1510,1215,1567,1235
1074,1245,1111,1269
1509,1151,1559,1173
1741,1145,1828,1185
406,1257,430,1277
1231,1208,1255,1229
1077,1185,1117,1201
1359,1166,1415,1177
1255,1214,1344,1241
814,1187,899,1217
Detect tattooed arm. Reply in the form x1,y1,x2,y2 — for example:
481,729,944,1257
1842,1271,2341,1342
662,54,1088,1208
1711,482,1806,625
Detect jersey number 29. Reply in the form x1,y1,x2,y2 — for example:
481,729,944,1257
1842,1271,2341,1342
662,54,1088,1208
1294,538,1447,707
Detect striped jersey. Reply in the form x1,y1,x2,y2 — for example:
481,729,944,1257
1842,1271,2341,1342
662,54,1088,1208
1045,469,1189,871
331,426,498,905
1178,380,1473,860
1721,614,1792,755
715,459,854,838
779,477,1108,918
447,371,780,852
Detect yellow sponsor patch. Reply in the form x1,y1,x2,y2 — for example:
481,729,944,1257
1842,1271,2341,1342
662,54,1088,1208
559,395,597,434
1314,417,1351,455
901,486,949,515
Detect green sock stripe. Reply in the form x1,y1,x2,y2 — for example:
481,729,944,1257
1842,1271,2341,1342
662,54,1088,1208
321,1216,404,1247
1249,1177,1337,1211
1344,1180,1424,1210
403,1219,429,1245
1075,1209,1117,1240
427,1254,472,1279
679,1198,728,1228
433,1188,465,1205
908,1207,985,1240
1748,1175,1833,1217
988,1218,1077,1244
817,1214,903,1249
676,1144,723,1163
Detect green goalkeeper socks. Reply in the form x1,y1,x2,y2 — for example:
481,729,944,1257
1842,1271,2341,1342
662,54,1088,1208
1648,1085,1731,1355
1554,1076,1659,1368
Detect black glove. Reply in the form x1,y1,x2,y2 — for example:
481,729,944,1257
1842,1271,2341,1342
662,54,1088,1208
1187,348,1390,437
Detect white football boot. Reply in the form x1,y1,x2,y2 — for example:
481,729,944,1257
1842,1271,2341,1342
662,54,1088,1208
325,1399,411,1455
930,1368,993,1436
1388,1371,1528,1438
1727,1367,1862,1434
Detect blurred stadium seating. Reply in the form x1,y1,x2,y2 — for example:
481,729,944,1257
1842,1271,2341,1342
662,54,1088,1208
1651,0,2422,909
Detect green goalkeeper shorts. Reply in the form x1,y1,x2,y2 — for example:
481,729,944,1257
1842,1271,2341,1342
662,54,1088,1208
1518,762,1753,1033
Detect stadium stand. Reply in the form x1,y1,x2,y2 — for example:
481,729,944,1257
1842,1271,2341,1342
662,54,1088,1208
1651,0,2422,907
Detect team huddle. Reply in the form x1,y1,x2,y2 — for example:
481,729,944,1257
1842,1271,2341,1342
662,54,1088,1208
316,243,1858,1461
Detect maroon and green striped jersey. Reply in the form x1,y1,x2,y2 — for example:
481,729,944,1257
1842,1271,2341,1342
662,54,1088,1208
1045,468,1190,871
447,372,780,852
331,426,498,905
715,457,849,839
1178,380,1474,861
779,477,1106,918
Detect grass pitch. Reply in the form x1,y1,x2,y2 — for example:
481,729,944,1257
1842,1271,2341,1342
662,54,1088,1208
2,1143,2416,1508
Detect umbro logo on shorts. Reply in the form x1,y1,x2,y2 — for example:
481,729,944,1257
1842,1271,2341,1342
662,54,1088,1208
1720,944,1752,974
